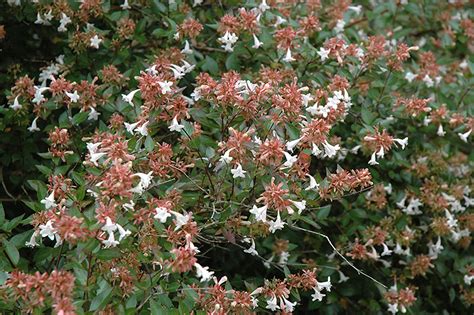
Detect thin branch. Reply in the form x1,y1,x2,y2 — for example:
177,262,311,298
288,224,387,289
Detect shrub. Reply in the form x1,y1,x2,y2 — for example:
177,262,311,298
0,0,473,314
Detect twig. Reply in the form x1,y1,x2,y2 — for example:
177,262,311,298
288,224,387,289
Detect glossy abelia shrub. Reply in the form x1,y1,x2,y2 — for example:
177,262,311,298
0,0,472,314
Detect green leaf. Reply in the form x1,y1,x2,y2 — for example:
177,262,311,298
96,248,122,260
2,239,19,266
202,56,219,75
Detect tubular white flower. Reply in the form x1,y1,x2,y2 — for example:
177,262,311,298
169,116,185,132
40,191,57,209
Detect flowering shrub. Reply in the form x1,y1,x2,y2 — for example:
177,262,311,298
0,0,473,314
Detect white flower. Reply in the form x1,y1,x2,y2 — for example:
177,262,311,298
311,289,326,302
88,107,100,121
317,47,330,61
381,243,393,256
102,232,119,248
282,151,297,168
274,16,286,26
135,171,153,189
368,152,379,165
394,137,408,149
231,163,247,178
259,0,270,12
10,96,22,111
268,211,285,233
90,35,102,49
124,121,139,133
120,0,131,10
101,217,117,234
334,19,345,33
169,116,185,132
312,143,323,156
317,276,332,292
437,124,446,136
44,9,53,22
286,137,302,152
290,200,306,214
458,129,472,142
116,223,132,241
181,40,193,54
90,152,106,166
243,238,259,256
135,121,149,136
169,64,186,79
39,220,56,241
40,191,57,209
338,270,349,283
376,146,385,158
349,5,362,14
252,34,263,49
423,74,434,87
218,31,238,52
35,13,46,25
266,295,280,311
405,72,417,82
154,207,172,223
26,230,40,248
65,90,80,103
158,81,173,94
282,48,295,63
305,174,319,190
428,237,443,259
250,204,268,222
194,262,215,282
170,211,191,230
32,86,49,104
28,117,40,132
219,148,234,164
58,13,71,32
322,141,340,158
387,303,398,314
122,89,140,106
464,274,474,286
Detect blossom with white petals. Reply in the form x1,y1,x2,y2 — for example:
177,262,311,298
282,48,295,63
28,117,40,132
305,174,319,190
458,129,472,142
90,35,102,49
102,232,119,248
252,34,263,49
219,148,234,164
250,204,268,222
282,151,297,168
181,40,193,54
135,121,149,136
170,211,191,230
158,81,173,94
58,13,71,32
39,220,56,241
437,124,446,136
286,137,302,152
87,107,100,121
231,163,246,178
40,191,57,209
120,0,131,10
169,116,185,132
101,217,117,234
10,96,22,111
122,89,140,106
218,31,238,52
154,207,172,223
268,211,285,233
394,137,408,149
322,141,340,158
65,91,80,103
317,47,330,61
194,262,215,282
116,224,132,241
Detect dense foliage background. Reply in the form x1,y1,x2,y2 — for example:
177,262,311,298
0,0,473,314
